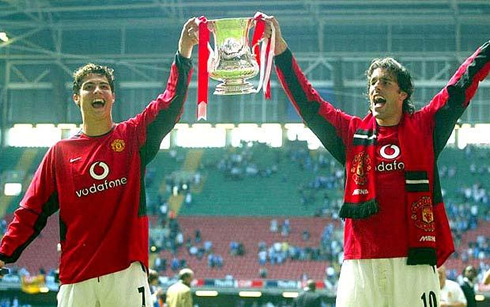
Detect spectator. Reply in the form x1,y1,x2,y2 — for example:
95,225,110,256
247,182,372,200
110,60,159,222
281,219,291,237
166,268,194,307
259,267,268,278
170,257,180,272
237,242,245,256
258,249,268,266
148,269,163,307
302,230,311,241
184,192,192,207
207,253,215,268
270,219,278,232
195,229,201,243
154,257,167,273
230,241,239,256
460,265,477,307
438,266,466,307
203,240,213,253
188,245,198,257
215,255,223,268
175,231,184,248
324,266,338,292
293,279,322,307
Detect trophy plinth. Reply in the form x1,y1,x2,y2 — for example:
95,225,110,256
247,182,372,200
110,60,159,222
213,79,255,95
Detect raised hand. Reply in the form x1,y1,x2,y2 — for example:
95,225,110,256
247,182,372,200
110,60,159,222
179,17,199,59
261,14,288,55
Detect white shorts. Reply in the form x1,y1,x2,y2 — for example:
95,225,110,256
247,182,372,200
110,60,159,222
336,257,440,307
57,262,152,307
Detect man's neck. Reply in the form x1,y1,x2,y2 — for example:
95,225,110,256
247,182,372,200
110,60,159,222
376,116,402,127
82,120,114,137
463,277,474,286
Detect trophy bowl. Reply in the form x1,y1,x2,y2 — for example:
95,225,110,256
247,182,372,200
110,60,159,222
207,18,259,95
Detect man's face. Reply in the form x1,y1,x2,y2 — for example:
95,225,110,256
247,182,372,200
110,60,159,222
73,73,115,122
465,266,477,281
368,68,407,126
184,274,194,286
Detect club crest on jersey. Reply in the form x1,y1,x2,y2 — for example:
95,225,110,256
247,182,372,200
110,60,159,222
350,151,372,186
410,196,435,232
111,139,125,152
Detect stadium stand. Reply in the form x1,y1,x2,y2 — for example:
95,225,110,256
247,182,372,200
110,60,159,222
153,216,342,280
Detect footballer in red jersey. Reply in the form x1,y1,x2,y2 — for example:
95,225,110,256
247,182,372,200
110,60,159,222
263,14,490,307
0,18,199,307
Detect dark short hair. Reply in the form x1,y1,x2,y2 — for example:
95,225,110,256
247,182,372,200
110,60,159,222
148,269,159,283
463,265,477,275
366,57,415,114
72,63,115,94
307,279,316,291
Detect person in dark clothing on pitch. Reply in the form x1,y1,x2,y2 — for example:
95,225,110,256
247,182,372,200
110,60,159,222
460,265,477,307
293,279,322,307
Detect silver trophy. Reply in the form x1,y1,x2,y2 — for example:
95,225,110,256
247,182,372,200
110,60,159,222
196,14,274,120
207,18,260,95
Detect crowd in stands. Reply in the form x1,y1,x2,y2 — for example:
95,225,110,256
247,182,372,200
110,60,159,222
150,211,228,276
288,148,344,217
438,146,490,283
216,142,279,180
262,220,342,264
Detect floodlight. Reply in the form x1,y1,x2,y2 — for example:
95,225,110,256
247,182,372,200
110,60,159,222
0,32,8,42
4,183,22,196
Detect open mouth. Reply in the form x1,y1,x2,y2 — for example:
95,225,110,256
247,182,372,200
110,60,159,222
91,99,106,109
373,96,386,107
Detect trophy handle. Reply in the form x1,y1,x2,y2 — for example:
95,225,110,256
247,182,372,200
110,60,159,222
207,43,216,73
206,21,220,73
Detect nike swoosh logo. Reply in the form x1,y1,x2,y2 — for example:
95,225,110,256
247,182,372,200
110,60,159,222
69,157,81,163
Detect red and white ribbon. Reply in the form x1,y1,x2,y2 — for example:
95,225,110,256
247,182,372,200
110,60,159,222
253,12,275,99
197,16,210,121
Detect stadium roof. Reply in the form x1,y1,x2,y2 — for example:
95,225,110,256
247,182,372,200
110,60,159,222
1,0,489,60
